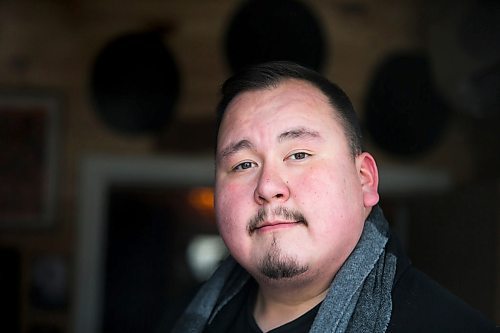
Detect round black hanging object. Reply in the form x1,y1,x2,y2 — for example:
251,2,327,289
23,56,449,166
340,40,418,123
91,30,180,135
365,53,450,156
225,0,326,73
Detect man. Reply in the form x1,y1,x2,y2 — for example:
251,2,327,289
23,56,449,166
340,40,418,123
173,61,496,332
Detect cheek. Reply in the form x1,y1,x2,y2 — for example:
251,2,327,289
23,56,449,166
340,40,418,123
293,165,363,223
293,167,335,204
215,182,251,244
295,169,365,257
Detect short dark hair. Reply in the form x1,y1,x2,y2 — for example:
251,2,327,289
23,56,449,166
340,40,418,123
215,61,363,156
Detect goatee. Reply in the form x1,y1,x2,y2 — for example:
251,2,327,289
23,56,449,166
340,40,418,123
259,237,308,279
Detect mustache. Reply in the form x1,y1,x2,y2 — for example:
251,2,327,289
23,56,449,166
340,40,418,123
247,206,307,234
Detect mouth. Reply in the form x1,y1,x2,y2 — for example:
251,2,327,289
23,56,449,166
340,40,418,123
247,206,307,235
253,220,305,233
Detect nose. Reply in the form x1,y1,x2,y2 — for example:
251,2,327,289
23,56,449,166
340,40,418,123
254,165,290,205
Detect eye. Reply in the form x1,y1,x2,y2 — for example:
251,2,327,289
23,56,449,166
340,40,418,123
233,161,256,171
288,152,311,160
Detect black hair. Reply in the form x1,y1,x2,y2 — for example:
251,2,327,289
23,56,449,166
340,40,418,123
215,61,363,156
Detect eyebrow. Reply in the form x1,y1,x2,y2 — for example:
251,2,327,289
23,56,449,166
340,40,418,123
278,127,321,142
218,139,254,161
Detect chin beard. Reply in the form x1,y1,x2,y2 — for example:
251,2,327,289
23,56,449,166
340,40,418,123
258,238,308,280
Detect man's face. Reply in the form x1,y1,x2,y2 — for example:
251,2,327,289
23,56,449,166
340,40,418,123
215,79,379,284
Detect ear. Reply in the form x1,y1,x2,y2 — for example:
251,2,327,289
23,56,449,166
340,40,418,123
355,152,380,208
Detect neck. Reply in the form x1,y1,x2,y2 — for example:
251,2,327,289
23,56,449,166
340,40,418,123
253,277,330,332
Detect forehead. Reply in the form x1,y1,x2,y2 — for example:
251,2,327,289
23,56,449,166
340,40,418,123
218,79,341,137
229,79,336,122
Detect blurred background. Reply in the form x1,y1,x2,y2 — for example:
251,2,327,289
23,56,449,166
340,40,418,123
0,0,498,332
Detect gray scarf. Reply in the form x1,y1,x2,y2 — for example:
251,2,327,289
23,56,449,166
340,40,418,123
173,206,397,333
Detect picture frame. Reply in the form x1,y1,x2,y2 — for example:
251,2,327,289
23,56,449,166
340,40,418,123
0,90,59,228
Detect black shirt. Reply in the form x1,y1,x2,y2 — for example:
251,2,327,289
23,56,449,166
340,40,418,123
205,280,321,333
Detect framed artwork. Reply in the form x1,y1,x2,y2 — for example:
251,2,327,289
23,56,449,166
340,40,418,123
0,90,59,228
